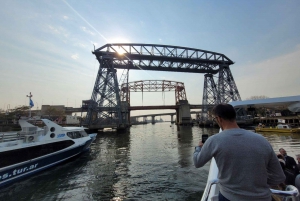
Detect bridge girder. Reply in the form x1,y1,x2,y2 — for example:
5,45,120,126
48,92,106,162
93,43,233,74
120,80,187,105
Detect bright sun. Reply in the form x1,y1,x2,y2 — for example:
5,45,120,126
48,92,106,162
108,37,131,55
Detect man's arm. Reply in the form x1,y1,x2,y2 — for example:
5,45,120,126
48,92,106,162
193,139,214,168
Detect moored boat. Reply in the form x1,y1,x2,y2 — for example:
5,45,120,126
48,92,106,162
0,119,97,187
255,124,300,133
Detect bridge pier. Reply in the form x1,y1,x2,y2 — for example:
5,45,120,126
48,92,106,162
177,100,191,125
143,116,147,123
170,115,175,124
151,116,156,124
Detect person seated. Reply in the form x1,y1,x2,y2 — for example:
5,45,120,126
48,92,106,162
277,153,296,186
279,148,299,176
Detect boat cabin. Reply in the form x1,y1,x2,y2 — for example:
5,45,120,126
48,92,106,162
277,124,291,129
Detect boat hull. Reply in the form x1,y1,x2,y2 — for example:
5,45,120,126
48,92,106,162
255,128,300,133
0,138,93,187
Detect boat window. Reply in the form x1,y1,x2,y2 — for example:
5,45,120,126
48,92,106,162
283,126,287,128
79,130,88,137
67,132,74,138
0,140,75,168
66,131,82,139
74,131,82,138
50,127,55,132
50,133,55,138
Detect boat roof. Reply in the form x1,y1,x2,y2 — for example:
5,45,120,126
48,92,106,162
229,95,300,109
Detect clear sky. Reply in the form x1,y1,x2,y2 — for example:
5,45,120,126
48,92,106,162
0,0,300,118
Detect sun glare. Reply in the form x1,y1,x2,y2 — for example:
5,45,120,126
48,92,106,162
108,37,131,55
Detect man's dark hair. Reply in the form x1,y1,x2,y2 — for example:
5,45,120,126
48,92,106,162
212,104,236,121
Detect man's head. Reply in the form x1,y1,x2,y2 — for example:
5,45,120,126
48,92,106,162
211,104,237,130
279,148,287,156
212,104,236,121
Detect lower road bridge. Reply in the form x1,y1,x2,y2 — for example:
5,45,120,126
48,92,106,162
67,104,207,113
131,111,201,124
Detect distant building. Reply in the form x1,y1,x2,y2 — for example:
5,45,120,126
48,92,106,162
66,115,79,124
41,105,65,115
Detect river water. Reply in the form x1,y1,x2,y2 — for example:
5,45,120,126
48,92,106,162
0,123,300,201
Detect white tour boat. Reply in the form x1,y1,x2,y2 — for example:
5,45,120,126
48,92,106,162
0,119,97,187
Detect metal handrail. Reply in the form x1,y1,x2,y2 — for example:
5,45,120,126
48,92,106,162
203,179,299,201
0,132,22,142
271,185,299,201
202,179,219,201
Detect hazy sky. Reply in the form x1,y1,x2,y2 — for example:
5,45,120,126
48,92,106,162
0,0,300,118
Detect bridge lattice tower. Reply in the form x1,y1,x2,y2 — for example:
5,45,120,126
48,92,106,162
84,55,124,128
201,65,241,120
217,65,241,103
201,74,218,121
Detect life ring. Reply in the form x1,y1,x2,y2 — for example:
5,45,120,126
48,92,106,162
28,136,34,141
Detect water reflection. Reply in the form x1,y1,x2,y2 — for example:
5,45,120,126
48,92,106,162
177,126,193,167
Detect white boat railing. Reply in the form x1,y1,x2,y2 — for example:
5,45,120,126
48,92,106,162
202,178,299,201
0,128,46,143
201,179,219,201
271,185,299,201
0,132,23,142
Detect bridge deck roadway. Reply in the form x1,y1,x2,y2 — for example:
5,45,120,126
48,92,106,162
66,104,212,113
129,105,178,110
131,111,201,118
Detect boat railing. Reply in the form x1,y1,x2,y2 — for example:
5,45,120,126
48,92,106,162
0,132,24,142
0,129,45,143
202,179,299,201
201,179,219,201
271,185,299,201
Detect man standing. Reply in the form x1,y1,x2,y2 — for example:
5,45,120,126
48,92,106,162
193,104,285,201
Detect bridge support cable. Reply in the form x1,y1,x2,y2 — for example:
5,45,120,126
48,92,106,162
119,64,130,102
201,74,218,121
118,65,130,125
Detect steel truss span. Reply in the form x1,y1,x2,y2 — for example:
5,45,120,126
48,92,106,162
93,43,234,74
120,80,187,105
83,43,241,129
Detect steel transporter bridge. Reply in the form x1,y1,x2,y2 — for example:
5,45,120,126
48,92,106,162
81,43,241,131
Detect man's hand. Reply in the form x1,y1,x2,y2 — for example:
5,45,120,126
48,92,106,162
198,141,204,147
